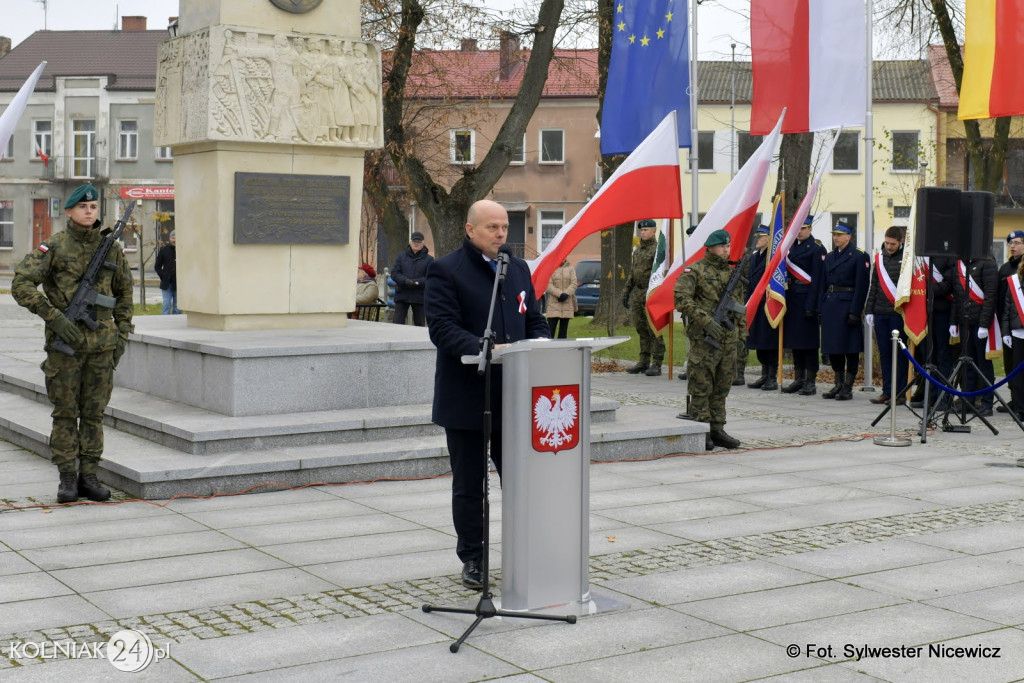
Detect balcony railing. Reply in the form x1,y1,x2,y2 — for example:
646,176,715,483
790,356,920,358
941,181,1023,208
38,156,108,181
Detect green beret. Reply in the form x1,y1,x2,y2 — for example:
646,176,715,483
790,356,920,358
638,219,657,228
704,229,730,247
65,183,99,209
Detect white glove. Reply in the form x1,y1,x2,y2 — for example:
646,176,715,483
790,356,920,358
949,325,959,338
1003,335,1013,348
865,314,875,327
978,327,989,340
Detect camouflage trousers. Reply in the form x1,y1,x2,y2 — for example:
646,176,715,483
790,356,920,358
42,349,115,474
686,333,737,427
630,297,664,364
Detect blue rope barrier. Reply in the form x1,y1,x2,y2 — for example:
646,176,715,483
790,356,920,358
899,343,1024,398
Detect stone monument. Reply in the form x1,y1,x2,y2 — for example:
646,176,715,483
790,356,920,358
155,0,382,330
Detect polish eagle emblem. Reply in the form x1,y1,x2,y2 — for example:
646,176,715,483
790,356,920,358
532,385,580,453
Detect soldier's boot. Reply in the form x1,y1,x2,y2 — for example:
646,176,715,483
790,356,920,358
822,374,842,399
77,473,111,502
626,360,650,374
781,369,805,394
747,365,769,389
709,425,741,450
835,372,856,401
732,365,746,386
761,365,779,391
799,371,817,396
57,471,78,504
705,433,715,451
645,360,663,377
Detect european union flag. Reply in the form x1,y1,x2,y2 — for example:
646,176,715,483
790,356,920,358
601,0,691,155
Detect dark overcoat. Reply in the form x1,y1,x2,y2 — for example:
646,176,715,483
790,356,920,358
425,238,549,431
782,237,826,350
819,244,870,354
745,249,777,350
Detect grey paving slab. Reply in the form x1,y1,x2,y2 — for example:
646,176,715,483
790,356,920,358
756,666,888,682
618,459,769,485
21,530,246,571
260,528,455,566
595,496,766,526
727,484,881,509
927,583,1024,626
302,548,470,587
0,572,74,602
909,521,1024,555
766,538,964,578
0,550,37,576
679,472,827,497
841,556,1024,602
588,482,718,509
0,595,111,633
313,487,455,514
0,655,199,682
602,559,823,605
176,497,378,528
83,568,337,619
217,512,423,546
169,613,445,680
676,581,904,632
909,483,1024,506
536,633,816,682
0,504,182,535
796,463,933,484
848,470,999,495
835,625,1024,682
785,496,945,527
647,508,808,541
752,602,1003,654
162,485,343,511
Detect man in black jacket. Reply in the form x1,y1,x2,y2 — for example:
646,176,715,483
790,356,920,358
865,226,908,404
391,231,433,325
952,255,999,416
424,200,548,590
996,231,1024,412
154,230,180,315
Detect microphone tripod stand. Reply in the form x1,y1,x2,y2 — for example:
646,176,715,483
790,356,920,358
422,252,576,653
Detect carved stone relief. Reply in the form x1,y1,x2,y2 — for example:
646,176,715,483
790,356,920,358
155,26,382,149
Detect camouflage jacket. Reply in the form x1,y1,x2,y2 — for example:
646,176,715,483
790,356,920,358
12,220,134,353
624,237,658,300
673,251,744,340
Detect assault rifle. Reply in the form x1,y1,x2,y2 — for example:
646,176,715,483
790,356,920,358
704,232,758,350
52,201,136,357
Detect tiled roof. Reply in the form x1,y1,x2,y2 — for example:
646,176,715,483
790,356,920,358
927,44,960,110
0,30,166,91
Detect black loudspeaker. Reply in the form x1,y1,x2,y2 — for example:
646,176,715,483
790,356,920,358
915,186,962,257
960,191,995,260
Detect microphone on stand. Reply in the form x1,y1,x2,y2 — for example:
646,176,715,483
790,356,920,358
496,245,512,284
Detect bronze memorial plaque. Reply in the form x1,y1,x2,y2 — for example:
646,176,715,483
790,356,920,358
269,0,324,13
234,172,349,244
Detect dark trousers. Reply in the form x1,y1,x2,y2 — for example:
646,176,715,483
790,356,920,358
755,349,775,366
548,317,570,339
830,352,860,376
961,330,996,410
1010,339,1024,412
929,309,954,381
445,428,502,563
792,348,820,376
874,314,909,396
393,301,425,326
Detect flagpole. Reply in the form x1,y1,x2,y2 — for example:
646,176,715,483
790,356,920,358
777,191,785,390
862,0,875,389
687,0,699,377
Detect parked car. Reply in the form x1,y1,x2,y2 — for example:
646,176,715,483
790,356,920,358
574,259,600,316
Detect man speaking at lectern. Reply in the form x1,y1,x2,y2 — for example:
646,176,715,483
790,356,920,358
425,200,549,590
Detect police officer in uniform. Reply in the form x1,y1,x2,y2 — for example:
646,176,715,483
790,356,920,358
622,219,665,376
746,226,779,390
12,184,135,503
781,216,827,395
675,229,743,450
819,222,870,401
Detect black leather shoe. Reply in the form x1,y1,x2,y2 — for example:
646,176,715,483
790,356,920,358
799,382,816,396
645,365,662,376
996,404,1010,413
461,560,483,590
626,362,650,374
976,406,994,418
709,429,741,449
677,372,688,381
78,473,111,502
870,394,891,405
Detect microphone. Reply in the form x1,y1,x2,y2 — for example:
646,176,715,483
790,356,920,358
496,245,511,283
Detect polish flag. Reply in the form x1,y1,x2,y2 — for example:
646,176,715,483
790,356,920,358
0,61,47,161
745,129,842,323
645,112,785,334
530,111,683,296
749,0,866,135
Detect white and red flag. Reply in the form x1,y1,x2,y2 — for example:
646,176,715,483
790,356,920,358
745,129,841,323
530,111,683,296
894,193,929,345
0,61,47,161
645,112,786,334
750,0,866,135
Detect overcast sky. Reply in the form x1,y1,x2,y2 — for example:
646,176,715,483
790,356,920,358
4,0,751,58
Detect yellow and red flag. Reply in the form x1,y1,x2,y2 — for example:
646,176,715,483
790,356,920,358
958,0,1024,120
894,194,928,344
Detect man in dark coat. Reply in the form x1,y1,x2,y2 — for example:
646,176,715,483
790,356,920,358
996,230,1024,413
781,216,827,395
391,231,433,326
952,253,999,416
154,230,180,315
819,222,870,401
745,226,779,390
865,226,908,403
424,200,548,590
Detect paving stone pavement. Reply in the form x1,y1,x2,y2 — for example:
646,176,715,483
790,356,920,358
5,291,1024,680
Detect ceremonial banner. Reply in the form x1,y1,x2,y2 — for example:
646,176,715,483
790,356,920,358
765,198,788,328
645,219,675,334
0,62,47,161
894,194,928,344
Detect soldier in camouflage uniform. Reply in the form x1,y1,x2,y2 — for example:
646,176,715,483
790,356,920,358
674,229,743,450
12,184,135,503
621,219,665,376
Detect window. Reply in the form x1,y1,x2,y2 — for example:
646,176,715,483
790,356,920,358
697,131,715,170
832,131,859,171
510,135,525,165
539,129,564,164
155,146,173,161
72,119,96,178
450,129,474,165
832,213,858,233
33,120,52,159
737,132,763,168
118,120,138,160
893,206,911,219
539,209,564,251
0,200,12,248
891,131,920,171
1,135,12,160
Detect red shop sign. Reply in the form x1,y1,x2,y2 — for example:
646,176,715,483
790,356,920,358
119,186,175,200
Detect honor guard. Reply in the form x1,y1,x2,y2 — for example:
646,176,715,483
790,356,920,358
781,216,827,395
622,219,665,376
